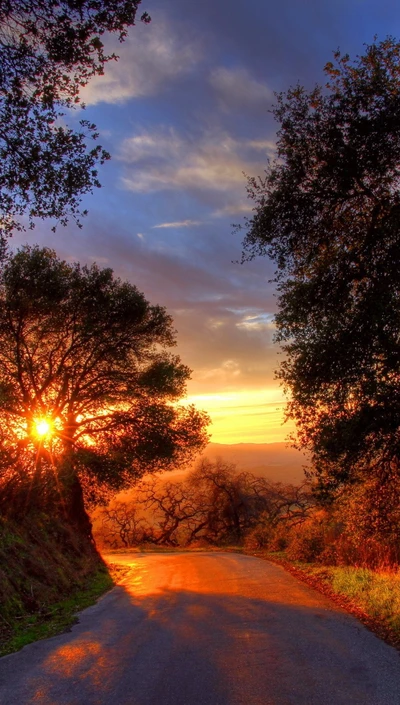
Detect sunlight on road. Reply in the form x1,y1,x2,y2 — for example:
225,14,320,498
104,552,323,608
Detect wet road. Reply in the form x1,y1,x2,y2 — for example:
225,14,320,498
0,551,400,705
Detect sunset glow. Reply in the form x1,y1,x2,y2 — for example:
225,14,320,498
185,388,295,444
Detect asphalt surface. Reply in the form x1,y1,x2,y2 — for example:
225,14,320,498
0,551,400,705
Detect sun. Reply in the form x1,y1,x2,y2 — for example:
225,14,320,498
34,418,53,439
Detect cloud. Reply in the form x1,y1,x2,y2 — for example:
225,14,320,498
247,139,276,154
236,312,275,332
210,66,273,111
212,202,254,217
119,127,270,197
17,210,279,399
81,19,201,105
153,220,202,229
120,130,182,162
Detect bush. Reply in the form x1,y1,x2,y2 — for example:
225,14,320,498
244,523,274,550
267,523,290,552
286,521,325,562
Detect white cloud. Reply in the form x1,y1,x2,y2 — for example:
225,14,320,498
236,313,275,332
81,20,201,105
212,202,254,217
247,139,276,154
153,220,202,228
119,128,268,195
210,66,272,111
122,131,182,162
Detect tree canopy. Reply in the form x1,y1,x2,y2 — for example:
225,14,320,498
0,246,209,530
0,0,150,239
241,37,400,497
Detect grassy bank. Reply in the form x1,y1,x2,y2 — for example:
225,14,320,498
1,567,113,656
0,513,113,656
256,551,400,650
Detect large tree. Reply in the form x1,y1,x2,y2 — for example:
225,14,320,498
0,0,150,239
0,246,209,535
241,37,400,497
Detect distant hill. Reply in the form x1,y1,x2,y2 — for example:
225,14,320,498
164,442,309,485
200,442,309,485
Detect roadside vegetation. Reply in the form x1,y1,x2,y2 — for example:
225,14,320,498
0,246,208,656
235,36,400,649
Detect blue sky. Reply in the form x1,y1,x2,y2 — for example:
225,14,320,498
14,0,400,442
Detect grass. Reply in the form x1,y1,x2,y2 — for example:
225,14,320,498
0,566,113,657
330,566,400,632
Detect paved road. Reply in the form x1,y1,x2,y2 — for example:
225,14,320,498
0,552,400,705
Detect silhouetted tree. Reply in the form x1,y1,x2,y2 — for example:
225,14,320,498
0,0,150,239
98,500,145,548
0,246,209,535
136,477,202,546
241,37,400,499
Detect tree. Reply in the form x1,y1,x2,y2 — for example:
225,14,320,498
241,37,400,497
0,245,209,535
0,0,150,239
98,500,146,548
134,477,202,546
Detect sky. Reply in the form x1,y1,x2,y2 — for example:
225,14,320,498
13,0,400,444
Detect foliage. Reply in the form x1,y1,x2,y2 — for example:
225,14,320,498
0,0,150,238
241,37,400,500
267,489,400,569
0,246,209,528
285,513,327,563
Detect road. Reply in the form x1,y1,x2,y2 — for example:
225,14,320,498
0,551,399,705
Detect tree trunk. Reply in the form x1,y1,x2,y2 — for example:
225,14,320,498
59,448,94,544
